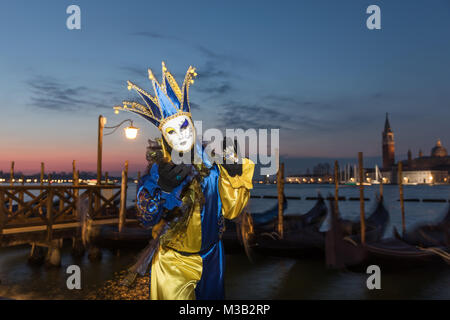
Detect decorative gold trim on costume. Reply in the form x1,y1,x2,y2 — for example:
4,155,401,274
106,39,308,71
158,111,192,129
127,81,164,117
160,136,172,162
162,61,183,104
181,66,197,111
114,101,160,122
148,68,165,94
152,80,180,117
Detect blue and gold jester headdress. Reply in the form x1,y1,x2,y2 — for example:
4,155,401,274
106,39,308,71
114,61,198,130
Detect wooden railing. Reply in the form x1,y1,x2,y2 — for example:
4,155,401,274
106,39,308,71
0,185,122,238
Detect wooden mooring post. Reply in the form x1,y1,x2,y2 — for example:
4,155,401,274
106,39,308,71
73,160,79,217
19,174,24,211
380,174,384,198
0,189,5,235
334,161,339,213
71,160,84,258
46,187,54,241
136,171,141,196
97,115,105,185
398,162,406,235
119,161,129,233
40,162,44,185
9,161,14,212
277,162,284,239
358,152,366,244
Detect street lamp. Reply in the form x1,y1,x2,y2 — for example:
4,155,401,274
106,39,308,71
124,125,139,139
104,119,139,139
97,115,139,185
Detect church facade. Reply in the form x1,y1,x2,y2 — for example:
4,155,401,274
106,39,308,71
379,114,449,184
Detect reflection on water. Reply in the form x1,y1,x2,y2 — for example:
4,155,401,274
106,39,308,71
0,184,449,299
0,244,138,299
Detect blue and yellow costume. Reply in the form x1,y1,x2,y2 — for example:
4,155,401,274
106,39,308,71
114,62,254,300
136,149,253,299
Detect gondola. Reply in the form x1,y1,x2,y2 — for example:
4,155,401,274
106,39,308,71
357,238,449,269
336,197,390,243
326,200,449,270
395,207,450,248
221,194,288,252
248,195,329,258
246,194,388,259
325,196,390,269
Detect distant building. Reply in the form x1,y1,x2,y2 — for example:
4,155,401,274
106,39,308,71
401,139,450,170
382,113,395,169
398,170,447,184
377,115,449,184
397,138,450,183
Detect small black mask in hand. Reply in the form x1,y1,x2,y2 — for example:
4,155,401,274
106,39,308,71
158,162,192,192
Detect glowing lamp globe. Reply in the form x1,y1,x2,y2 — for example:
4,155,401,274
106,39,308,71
124,126,139,139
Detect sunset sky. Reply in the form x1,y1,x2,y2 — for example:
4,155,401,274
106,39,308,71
1,0,450,176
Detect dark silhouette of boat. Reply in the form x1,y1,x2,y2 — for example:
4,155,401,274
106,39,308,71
395,207,449,248
325,196,390,269
234,194,389,260
248,195,329,258
326,199,449,270
222,195,288,252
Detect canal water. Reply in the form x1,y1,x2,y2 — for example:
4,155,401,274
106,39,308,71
0,184,449,299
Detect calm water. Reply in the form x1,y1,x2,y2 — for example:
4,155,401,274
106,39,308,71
0,184,449,299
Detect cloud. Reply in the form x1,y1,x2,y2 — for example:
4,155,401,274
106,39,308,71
120,66,148,79
123,30,259,111
194,44,251,66
189,101,201,110
129,31,180,41
26,76,118,112
197,83,232,96
217,102,291,130
215,87,350,132
193,60,235,101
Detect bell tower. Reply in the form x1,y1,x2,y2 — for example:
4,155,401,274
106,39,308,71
382,113,395,169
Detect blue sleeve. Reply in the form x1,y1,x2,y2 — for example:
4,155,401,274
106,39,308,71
136,163,191,228
136,186,164,228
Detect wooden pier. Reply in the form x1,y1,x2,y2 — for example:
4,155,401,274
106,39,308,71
0,184,129,246
0,159,135,266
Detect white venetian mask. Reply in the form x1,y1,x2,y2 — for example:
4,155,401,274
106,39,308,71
161,115,195,153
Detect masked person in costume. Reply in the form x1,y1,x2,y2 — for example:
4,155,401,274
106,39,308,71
114,62,254,300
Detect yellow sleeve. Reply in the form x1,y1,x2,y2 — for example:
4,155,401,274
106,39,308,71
218,158,255,220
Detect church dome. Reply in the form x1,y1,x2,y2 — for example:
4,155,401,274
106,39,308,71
431,139,448,157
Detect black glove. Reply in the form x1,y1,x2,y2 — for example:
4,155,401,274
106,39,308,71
222,138,242,177
222,163,242,177
158,162,191,192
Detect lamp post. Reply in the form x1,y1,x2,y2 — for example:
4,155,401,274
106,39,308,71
96,115,139,185
97,115,106,185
